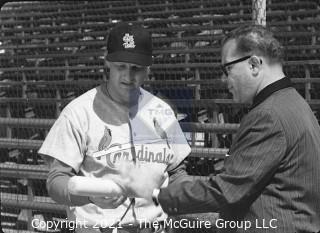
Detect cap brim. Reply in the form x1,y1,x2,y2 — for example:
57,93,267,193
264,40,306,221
106,51,152,66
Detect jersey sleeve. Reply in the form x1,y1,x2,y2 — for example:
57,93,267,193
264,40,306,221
46,158,91,206
38,110,85,173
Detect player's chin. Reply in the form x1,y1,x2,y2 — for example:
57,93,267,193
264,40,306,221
121,88,140,99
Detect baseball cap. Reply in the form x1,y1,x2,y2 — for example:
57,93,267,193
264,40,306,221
106,22,152,66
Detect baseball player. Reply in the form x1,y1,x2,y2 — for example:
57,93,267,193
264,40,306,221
38,22,191,233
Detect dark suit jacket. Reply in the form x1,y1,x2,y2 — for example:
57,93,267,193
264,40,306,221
159,78,320,233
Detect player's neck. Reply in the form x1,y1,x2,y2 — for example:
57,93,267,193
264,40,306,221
103,84,140,109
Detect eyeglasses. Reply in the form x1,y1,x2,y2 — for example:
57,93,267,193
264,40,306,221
221,55,252,76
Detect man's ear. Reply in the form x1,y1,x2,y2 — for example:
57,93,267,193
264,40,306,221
249,56,262,76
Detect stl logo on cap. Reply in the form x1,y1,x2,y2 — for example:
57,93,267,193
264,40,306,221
123,33,136,49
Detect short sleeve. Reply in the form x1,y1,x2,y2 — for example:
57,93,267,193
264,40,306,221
38,113,85,173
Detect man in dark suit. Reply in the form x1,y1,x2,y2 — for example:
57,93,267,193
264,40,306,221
116,24,320,233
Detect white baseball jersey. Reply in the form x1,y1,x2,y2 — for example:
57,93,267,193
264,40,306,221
39,84,191,231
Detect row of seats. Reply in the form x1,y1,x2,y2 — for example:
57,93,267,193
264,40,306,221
2,0,317,14
1,7,318,29
1,41,319,62
1,18,318,43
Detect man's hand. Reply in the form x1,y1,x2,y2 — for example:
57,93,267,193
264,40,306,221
114,162,168,199
89,195,127,209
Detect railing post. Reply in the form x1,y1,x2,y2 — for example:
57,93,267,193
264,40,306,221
6,105,12,138
252,0,266,26
27,180,35,230
56,89,61,118
305,67,311,101
210,110,220,148
193,69,201,146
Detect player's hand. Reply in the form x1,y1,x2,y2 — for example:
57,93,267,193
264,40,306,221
89,195,127,209
114,162,168,199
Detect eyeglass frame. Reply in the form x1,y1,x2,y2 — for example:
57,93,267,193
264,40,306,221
220,55,252,76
